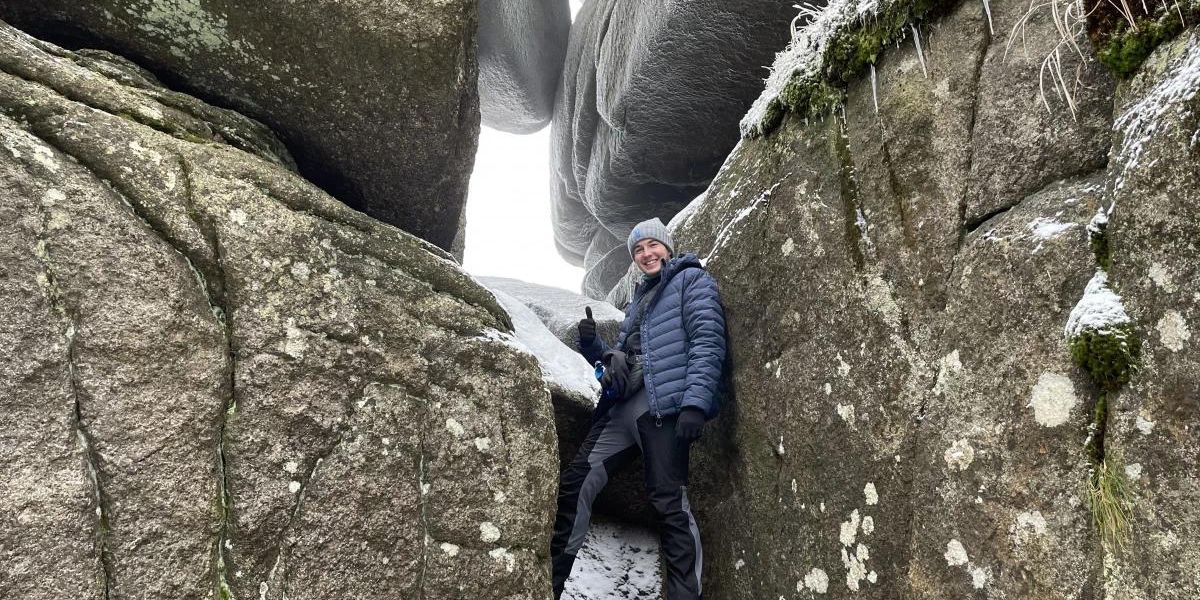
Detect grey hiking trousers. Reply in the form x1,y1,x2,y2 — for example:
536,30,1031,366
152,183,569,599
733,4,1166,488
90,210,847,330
550,388,703,599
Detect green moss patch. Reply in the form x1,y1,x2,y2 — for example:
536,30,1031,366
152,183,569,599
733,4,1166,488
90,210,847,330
1068,322,1140,390
1088,0,1199,77
750,0,962,136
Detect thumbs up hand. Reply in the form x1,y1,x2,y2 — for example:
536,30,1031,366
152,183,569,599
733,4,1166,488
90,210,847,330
578,306,597,344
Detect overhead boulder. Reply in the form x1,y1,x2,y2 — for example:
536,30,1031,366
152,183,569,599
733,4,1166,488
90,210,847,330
550,0,798,297
0,23,555,599
478,0,571,133
0,0,480,252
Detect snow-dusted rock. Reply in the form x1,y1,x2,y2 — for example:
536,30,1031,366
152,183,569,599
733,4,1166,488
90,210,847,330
478,0,571,133
481,276,625,349
666,0,1196,597
1102,30,1200,597
481,277,656,525
551,0,797,297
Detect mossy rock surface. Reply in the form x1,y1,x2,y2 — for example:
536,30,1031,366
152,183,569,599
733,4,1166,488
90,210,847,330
0,22,556,600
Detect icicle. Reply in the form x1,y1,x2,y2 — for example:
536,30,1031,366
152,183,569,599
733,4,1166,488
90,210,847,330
981,0,995,35
870,63,879,114
911,23,928,78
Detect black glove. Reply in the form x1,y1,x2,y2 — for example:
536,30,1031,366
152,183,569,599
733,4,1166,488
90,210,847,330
578,306,596,345
599,350,630,398
676,408,705,442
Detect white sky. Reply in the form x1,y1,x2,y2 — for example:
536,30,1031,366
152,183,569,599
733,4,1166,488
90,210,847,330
463,0,588,294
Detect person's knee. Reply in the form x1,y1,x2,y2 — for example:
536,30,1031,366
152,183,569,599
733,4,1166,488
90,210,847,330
646,483,687,514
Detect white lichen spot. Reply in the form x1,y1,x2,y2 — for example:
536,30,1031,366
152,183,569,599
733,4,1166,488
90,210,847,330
488,547,516,572
776,436,786,456
32,144,60,173
944,438,975,471
840,509,861,546
288,480,300,494
42,189,67,204
479,521,501,543
841,541,870,591
1157,310,1190,352
864,482,878,505
494,490,507,503
864,275,902,329
782,237,796,256
445,418,466,437
1011,510,1048,546
824,382,832,396
136,104,164,121
735,558,746,570
1135,415,1156,435
867,571,878,583
836,403,856,425
1125,463,1143,481
1028,373,1077,427
861,516,875,535
281,319,307,359
229,207,248,225
421,482,431,495
944,539,969,566
1148,263,1177,292
474,437,491,452
932,350,963,396
836,353,852,377
970,566,989,589
283,460,299,474
804,568,829,593
440,542,460,557
290,261,310,282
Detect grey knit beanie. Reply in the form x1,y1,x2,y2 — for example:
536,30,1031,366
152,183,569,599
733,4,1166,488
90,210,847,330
626,218,674,258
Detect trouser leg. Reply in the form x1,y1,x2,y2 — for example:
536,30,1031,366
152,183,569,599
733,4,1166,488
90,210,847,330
638,413,703,600
550,409,639,598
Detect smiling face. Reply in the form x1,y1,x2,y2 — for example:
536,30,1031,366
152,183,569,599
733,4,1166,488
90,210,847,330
632,238,670,276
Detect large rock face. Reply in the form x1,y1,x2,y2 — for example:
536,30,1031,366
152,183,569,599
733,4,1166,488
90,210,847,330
1102,31,1200,599
0,23,555,600
0,0,480,252
550,0,797,298
478,0,571,133
480,277,656,525
660,0,1197,598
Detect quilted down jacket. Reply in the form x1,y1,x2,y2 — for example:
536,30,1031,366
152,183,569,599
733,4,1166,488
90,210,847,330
578,253,727,419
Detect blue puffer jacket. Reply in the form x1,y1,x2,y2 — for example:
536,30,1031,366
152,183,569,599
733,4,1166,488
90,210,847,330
578,253,727,420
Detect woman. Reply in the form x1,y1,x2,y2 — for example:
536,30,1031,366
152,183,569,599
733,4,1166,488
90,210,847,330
550,217,728,600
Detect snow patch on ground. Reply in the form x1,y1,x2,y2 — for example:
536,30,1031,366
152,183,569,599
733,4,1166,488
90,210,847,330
563,520,661,600
489,289,601,398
